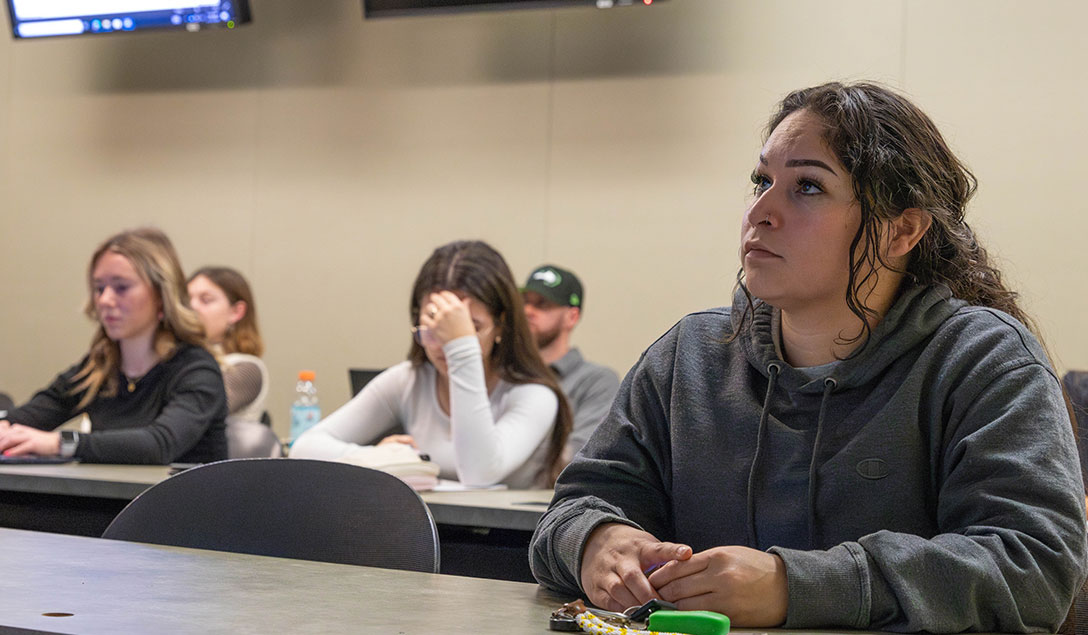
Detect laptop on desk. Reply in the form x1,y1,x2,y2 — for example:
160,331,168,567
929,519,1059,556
348,368,383,396
0,455,74,465
0,391,14,418
0,394,77,464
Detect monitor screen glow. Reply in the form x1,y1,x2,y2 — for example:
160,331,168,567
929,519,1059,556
6,0,251,38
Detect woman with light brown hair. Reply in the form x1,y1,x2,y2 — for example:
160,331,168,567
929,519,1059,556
0,228,227,463
188,266,268,425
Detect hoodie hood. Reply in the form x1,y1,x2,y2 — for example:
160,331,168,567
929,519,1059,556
737,283,966,391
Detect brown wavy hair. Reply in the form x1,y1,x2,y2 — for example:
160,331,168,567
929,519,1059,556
188,266,264,357
735,81,1034,345
72,228,207,408
408,240,572,486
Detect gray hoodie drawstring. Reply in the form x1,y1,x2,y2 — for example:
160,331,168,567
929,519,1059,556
807,377,836,549
746,361,781,547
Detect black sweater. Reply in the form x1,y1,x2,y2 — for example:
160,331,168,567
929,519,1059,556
8,343,227,464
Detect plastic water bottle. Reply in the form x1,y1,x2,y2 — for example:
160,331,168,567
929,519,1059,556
289,370,321,442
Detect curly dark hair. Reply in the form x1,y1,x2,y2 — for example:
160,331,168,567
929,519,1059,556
736,81,1034,345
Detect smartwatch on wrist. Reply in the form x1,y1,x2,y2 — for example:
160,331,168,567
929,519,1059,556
59,430,79,458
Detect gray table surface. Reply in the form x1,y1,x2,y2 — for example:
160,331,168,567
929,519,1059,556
0,462,553,530
0,529,889,635
0,528,570,634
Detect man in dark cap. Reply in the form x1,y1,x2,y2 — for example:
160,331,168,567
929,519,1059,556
522,265,620,461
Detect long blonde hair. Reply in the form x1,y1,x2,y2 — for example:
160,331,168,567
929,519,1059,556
72,228,206,408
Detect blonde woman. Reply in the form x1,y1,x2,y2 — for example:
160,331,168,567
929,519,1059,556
188,266,268,425
0,228,227,463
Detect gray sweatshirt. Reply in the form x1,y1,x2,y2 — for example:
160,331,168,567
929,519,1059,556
530,284,1087,632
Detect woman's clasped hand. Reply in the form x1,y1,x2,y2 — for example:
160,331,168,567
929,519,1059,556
579,524,787,627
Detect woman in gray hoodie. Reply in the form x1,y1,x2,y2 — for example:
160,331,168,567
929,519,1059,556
530,82,1087,632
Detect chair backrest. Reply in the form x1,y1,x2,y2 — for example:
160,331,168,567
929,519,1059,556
1065,371,1088,424
349,368,383,396
102,458,440,573
1063,371,1088,491
226,421,284,458
0,392,13,417
1059,578,1088,635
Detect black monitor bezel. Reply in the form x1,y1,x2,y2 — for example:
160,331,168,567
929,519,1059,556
363,0,651,19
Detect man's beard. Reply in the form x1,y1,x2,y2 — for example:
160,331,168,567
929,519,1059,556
534,322,562,350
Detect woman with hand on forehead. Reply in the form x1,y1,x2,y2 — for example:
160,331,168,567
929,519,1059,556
292,240,572,489
0,228,227,463
530,82,1086,632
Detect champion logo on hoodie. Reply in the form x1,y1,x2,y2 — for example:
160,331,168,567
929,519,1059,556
856,458,890,480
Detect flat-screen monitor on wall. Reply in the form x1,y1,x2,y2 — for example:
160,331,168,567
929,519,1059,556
6,0,251,39
363,0,659,19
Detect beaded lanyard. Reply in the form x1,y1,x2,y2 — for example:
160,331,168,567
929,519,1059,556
574,611,683,635
551,600,730,635
552,600,685,635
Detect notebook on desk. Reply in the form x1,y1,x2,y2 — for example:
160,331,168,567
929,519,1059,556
0,455,75,465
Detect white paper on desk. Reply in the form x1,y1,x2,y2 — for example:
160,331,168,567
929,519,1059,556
432,478,508,492
333,444,440,491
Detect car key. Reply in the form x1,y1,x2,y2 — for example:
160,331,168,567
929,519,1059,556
627,598,677,622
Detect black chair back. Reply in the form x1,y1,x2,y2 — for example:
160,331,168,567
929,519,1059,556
1063,371,1088,491
0,392,14,415
102,458,440,573
226,421,284,458
1060,371,1088,635
1059,579,1088,635
349,368,383,396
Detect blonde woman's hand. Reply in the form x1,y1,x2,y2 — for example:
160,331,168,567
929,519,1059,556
419,291,476,346
0,423,61,456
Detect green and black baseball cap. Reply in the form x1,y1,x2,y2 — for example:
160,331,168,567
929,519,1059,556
522,265,583,308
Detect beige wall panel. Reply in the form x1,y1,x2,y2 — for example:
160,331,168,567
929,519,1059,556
248,3,558,423
546,0,903,374
252,82,552,421
0,89,257,403
902,0,1088,370
2,0,1085,440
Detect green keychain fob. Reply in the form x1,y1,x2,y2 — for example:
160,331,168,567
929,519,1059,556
647,609,730,635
